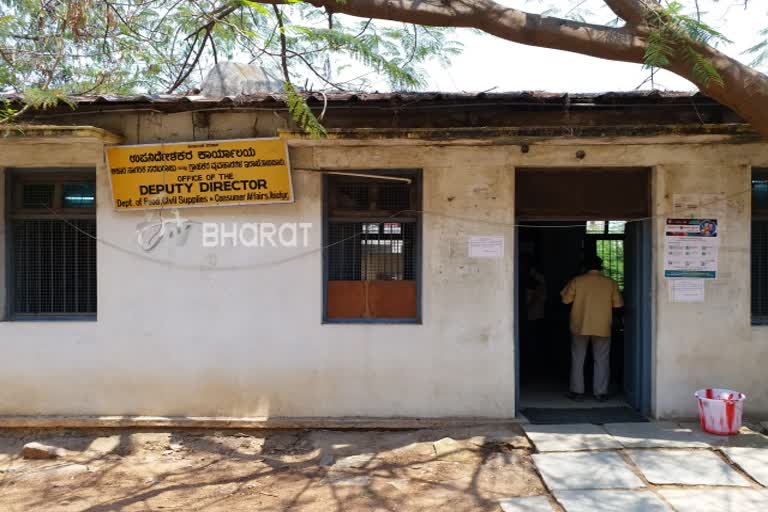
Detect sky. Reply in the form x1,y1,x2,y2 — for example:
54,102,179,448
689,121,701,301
390,0,767,94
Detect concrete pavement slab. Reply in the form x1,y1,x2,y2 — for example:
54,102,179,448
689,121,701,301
603,422,709,449
532,452,645,490
681,423,768,448
554,490,670,512
498,496,554,512
524,424,622,452
721,447,768,485
660,489,768,512
626,449,751,487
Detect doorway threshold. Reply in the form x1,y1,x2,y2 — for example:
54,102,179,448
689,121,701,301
521,391,629,410
519,406,649,425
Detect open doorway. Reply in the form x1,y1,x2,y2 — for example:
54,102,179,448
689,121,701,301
515,168,652,422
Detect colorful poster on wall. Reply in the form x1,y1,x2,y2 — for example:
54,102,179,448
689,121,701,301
106,138,293,210
664,218,719,279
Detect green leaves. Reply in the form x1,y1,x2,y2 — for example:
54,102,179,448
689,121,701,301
643,1,731,88
644,31,674,68
293,26,425,89
685,48,725,88
0,0,459,136
241,0,272,17
0,98,17,124
285,82,326,138
746,28,768,69
22,88,75,109
662,2,732,47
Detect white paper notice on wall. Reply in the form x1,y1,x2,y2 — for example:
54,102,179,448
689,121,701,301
468,236,505,258
669,279,705,303
700,193,727,221
673,194,701,216
672,193,727,221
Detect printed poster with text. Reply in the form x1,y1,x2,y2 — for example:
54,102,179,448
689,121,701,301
106,138,293,210
664,218,719,279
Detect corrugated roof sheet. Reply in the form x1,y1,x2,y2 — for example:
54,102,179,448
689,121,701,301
0,90,711,107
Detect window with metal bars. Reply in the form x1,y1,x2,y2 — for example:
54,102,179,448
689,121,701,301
752,169,768,323
7,170,97,318
324,172,420,322
585,220,625,290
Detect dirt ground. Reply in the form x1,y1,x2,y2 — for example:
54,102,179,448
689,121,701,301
0,424,547,511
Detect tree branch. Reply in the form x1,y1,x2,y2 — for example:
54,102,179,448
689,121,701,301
272,4,291,83
167,3,239,93
239,0,768,137
602,0,649,26
667,41,768,141
252,0,648,64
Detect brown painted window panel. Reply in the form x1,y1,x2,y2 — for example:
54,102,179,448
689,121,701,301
326,281,366,319
516,168,651,220
326,280,417,319
367,280,417,318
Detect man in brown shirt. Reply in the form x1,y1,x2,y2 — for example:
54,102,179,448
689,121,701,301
561,256,624,401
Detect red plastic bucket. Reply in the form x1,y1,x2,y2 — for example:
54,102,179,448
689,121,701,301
694,388,746,436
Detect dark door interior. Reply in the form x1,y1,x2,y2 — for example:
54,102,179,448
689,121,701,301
518,222,627,397
515,168,652,414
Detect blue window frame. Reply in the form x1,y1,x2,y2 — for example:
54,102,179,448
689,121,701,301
322,170,422,323
6,169,97,320
753,169,768,324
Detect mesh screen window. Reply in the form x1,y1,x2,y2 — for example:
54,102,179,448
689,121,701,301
597,239,625,291
8,172,97,317
752,170,768,322
586,220,625,290
324,173,420,321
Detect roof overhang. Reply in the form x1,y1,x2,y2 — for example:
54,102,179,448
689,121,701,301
0,125,123,144
280,124,761,146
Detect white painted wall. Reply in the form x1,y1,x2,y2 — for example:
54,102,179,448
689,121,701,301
0,113,767,420
0,127,516,418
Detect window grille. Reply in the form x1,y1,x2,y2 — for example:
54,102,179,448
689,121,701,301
597,239,625,290
376,183,412,212
22,184,55,209
324,173,420,321
8,172,97,317
586,220,626,235
335,183,370,211
752,170,768,323
586,220,625,290
327,222,416,281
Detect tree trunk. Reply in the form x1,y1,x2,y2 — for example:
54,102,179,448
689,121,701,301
264,0,768,139
670,46,768,137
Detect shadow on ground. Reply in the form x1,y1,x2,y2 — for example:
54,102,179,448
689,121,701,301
0,424,547,512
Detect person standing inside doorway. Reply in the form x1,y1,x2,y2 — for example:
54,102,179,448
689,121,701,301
560,255,623,401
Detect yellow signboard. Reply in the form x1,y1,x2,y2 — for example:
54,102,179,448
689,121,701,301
106,138,293,210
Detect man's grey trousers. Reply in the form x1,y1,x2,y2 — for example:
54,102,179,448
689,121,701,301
570,335,611,396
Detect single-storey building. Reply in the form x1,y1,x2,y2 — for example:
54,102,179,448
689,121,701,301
0,90,766,426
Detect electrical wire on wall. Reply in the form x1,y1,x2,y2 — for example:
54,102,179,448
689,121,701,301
42,180,753,272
